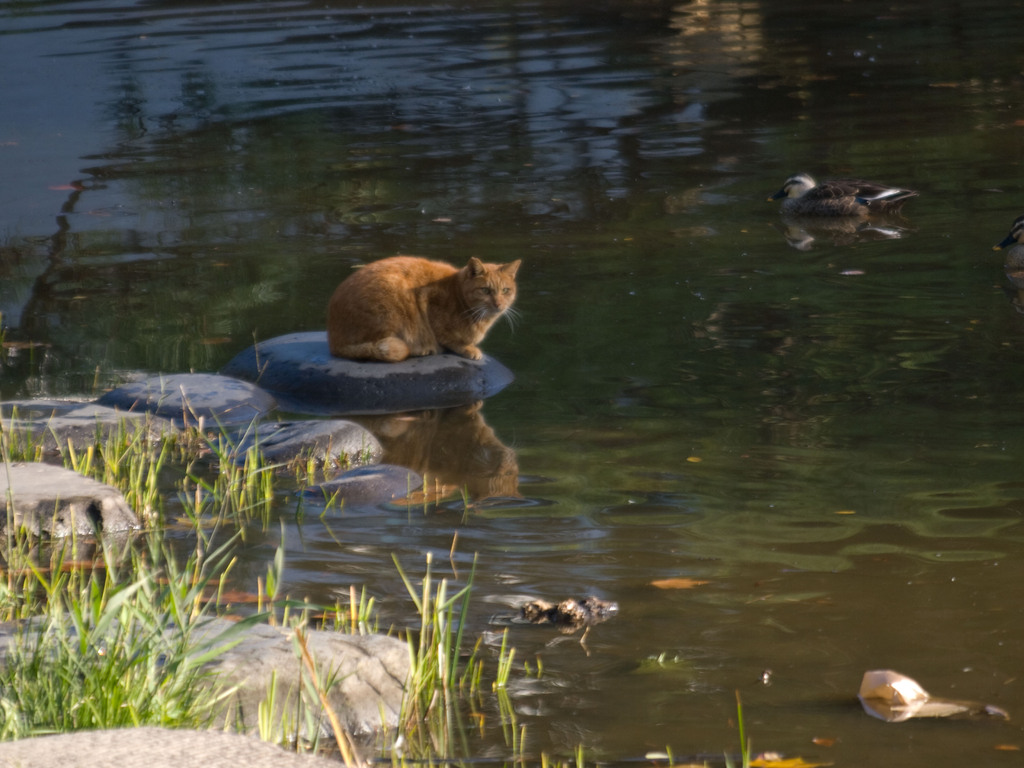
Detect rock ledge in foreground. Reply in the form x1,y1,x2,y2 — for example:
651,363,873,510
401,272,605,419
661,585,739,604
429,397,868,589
0,616,409,746
0,726,339,768
195,618,409,737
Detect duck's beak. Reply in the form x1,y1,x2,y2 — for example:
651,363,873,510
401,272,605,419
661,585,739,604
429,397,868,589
994,234,1016,251
767,189,786,202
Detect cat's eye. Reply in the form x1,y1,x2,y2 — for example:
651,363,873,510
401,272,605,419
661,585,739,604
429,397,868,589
502,288,511,295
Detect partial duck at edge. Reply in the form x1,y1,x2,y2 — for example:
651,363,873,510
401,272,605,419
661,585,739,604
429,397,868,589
994,214,1024,285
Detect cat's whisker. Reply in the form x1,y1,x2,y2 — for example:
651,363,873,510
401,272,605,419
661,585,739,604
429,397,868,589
502,306,521,334
462,305,488,323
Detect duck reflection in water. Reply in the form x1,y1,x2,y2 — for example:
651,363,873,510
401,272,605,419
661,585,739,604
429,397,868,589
351,401,519,503
992,214,1024,314
772,213,912,251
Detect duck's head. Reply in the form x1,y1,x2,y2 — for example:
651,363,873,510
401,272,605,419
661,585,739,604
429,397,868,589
768,173,816,201
993,214,1024,250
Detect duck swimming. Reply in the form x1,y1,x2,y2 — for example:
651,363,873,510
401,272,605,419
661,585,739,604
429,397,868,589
768,173,918,216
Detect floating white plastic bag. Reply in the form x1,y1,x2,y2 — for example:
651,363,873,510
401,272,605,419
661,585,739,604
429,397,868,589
858,669,1008,723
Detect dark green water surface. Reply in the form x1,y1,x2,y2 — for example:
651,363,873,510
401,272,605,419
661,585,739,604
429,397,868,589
5,0,1024,763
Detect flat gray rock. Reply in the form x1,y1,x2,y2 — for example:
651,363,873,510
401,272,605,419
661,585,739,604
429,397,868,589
96,373,277,428
0,399,178,453
0,617,410,753
195,619,409,737
0,462,140,537
304,464,424,508
0,726,340,768
232,419,383,466
221,331,514,415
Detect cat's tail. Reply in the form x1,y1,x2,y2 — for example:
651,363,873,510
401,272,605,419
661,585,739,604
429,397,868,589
330,336,411,362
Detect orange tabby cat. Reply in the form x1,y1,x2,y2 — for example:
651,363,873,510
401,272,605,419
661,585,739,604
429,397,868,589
327,255,521,362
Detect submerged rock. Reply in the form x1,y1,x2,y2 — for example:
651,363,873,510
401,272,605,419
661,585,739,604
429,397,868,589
96,372,277,428
221,331,514,415
304,464,423,508
0,399,177,452
231,419,383,466
0,462,140,537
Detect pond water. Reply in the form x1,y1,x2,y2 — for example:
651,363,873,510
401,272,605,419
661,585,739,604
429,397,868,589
5,0,1024,763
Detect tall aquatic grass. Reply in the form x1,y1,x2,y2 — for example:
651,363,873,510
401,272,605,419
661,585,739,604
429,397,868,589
178,438,275,536
0,531,263,739
65,423,172,523
0,415,278,740
724,690,752,768
393,550,483,758
1,414,527,765
1,408,274,532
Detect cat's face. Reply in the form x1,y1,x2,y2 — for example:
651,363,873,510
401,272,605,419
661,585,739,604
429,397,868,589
461,257,521,318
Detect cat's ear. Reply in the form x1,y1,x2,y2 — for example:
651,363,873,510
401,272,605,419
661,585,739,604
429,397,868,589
502,259,522,278
466,257,486,276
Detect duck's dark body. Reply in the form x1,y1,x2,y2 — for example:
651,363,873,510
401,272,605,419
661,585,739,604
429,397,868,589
769,173,918,216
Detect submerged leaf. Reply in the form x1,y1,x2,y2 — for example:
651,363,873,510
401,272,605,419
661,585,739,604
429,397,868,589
642,756,705,768
214,589,262,604
750,756,832,768
651,578,709,590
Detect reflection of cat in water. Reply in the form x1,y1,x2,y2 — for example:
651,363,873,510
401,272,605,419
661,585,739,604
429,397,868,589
352,402,518,501
327,255,521,362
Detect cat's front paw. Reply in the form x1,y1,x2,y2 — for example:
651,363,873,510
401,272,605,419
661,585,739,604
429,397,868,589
463,346,483,360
